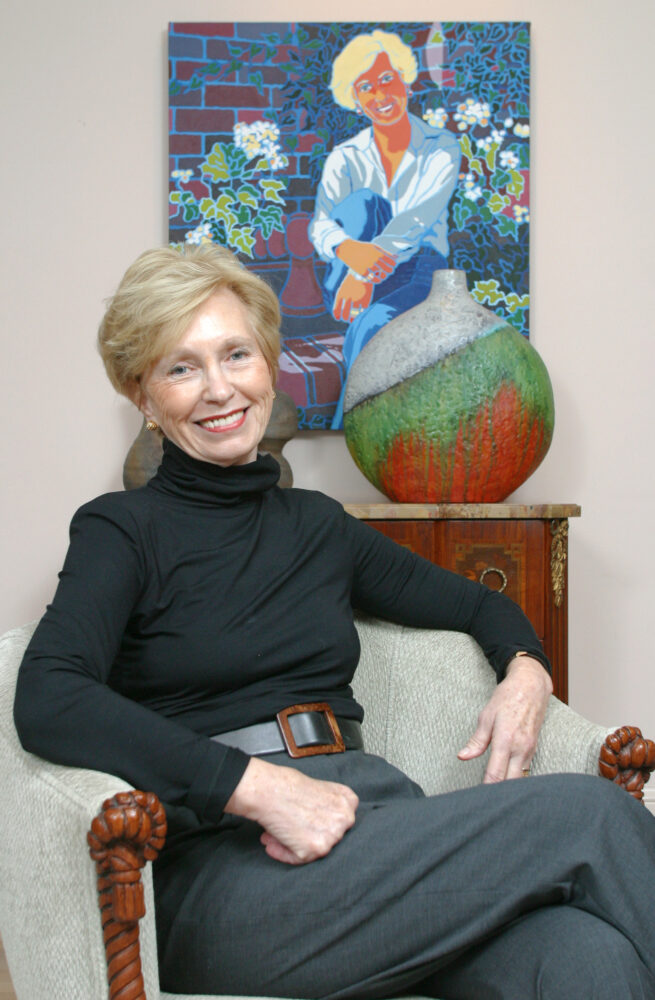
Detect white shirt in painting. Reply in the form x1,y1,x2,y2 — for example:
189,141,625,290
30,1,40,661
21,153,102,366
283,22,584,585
309,113,461,264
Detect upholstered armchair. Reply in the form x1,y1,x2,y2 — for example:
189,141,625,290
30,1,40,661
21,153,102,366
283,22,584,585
1,616,653,1000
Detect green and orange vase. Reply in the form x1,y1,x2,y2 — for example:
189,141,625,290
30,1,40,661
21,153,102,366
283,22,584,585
343,270,554,502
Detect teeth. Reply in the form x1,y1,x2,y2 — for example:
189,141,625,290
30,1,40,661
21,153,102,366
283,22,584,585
199,411,244,429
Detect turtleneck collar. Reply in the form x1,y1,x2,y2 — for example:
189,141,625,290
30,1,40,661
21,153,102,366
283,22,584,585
148,438,281,507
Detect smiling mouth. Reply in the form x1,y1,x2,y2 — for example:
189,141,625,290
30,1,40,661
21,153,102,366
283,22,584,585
375,103,395,114
197,409,247,431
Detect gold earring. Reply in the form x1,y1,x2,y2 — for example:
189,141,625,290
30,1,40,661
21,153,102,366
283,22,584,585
146,420,158,432
272,391,277,399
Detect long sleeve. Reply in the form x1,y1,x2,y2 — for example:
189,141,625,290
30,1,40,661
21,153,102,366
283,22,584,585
309,145,355,260
344,513,549,681
14,502,249,823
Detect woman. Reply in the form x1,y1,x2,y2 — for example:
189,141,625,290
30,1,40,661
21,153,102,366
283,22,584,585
309,30,461,428
14,244,655,999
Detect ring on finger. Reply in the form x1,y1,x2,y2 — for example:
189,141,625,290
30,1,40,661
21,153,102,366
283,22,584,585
521,767,531,777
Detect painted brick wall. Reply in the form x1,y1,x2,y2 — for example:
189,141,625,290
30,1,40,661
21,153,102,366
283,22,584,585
169,21,322,253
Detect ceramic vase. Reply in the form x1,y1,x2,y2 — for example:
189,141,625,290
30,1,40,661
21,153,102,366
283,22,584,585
343,270,554,503
259,388,298,487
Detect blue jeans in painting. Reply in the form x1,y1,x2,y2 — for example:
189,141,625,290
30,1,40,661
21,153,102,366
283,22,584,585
323,190,447,430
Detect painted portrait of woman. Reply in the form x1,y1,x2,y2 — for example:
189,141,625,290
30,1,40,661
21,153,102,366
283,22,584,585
310,30,461,428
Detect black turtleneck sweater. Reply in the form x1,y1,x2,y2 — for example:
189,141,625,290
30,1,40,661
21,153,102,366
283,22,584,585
14,440,548,824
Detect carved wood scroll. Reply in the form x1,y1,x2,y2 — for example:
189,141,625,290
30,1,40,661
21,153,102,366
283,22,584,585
599,726,655,801
87,791,167,1000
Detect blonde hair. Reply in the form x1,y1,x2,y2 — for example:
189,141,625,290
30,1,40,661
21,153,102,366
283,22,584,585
330,30,418,111
98,243,281,397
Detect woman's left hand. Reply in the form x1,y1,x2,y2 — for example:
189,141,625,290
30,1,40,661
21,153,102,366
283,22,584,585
457,656,553,782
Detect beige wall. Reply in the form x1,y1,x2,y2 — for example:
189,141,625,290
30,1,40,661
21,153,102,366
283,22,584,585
3,1,655,767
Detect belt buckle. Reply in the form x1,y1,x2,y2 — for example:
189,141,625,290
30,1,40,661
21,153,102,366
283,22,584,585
276,702,345,759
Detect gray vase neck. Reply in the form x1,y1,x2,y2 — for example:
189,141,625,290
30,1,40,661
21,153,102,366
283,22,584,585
426,269,481,314
344,269,505,411
429,269,469,295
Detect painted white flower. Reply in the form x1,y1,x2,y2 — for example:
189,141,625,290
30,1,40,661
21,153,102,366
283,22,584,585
171,169,193,182
258,122,280,142
453,98,491,130
476,136,492,153
499,149,519,169
491,128,506,145
513,204,530,223
234,120,285,170
504,117,514,128
463,171,483,201
267,151,287,170
234,121,263,157
514,122,530,138
185,222,213,245
423,107,449,129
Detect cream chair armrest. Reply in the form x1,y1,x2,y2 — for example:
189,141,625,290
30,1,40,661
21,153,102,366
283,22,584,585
0,748,162,999
352,617,655,801
532,697,611,776
534,703,655,800
0,622,163,1000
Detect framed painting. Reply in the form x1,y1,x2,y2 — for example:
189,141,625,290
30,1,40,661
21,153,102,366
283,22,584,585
169,21,530,431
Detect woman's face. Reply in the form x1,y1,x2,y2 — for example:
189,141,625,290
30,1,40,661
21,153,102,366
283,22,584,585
353,52,408,128
138,289,274,467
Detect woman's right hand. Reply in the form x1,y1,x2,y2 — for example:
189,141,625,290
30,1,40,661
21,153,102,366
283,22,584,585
224,756,359,865
335,239,396,282
333,274,373,322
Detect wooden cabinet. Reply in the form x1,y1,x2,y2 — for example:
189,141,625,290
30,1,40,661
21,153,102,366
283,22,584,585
343,503,581,703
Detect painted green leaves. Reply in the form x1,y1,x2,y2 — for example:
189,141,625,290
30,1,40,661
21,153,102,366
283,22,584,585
169,120,288,258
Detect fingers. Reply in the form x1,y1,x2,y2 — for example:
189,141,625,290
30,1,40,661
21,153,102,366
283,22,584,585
260,832,307,865
482,742,513,784
371,247,396,272
458,683,542,782
255,768,359,865
333,290,347,322
363,254,395,283
457,725,532,785
484,744,534,783
481,715,537,782
457,729,490,762
337,239,396,278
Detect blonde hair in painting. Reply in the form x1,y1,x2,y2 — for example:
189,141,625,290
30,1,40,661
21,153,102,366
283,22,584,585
330,29,418,111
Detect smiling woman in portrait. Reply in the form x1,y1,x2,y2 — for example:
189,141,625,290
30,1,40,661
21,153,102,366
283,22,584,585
309,30,461,428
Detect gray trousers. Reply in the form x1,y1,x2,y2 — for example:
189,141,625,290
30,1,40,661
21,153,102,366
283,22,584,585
154,751,655,999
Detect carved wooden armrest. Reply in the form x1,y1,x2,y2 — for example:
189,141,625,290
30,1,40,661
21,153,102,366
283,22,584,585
87,790,167,1000
599,726,655,801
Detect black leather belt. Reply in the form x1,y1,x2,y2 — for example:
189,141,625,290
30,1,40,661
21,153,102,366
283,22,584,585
210,701,363,758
